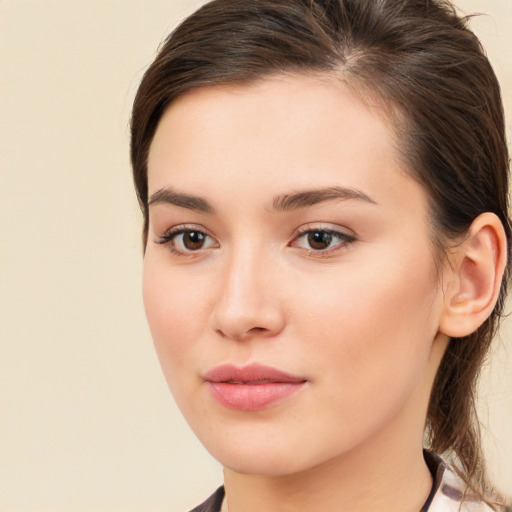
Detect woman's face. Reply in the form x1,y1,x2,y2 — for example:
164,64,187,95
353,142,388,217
143,75,449,476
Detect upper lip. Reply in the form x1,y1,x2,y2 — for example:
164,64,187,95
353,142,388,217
203,363,306,384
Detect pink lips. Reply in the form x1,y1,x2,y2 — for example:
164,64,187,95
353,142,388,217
203,363,307,411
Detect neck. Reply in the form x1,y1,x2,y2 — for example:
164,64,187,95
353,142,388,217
223,442,433,512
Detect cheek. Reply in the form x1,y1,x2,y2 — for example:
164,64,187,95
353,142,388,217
293,244,440,384
287,251,441,446
142,255,211,370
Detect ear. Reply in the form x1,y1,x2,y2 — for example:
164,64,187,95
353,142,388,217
439,212,507,338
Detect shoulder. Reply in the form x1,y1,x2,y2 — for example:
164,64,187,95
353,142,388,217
189,486,225,512
426,456,500,512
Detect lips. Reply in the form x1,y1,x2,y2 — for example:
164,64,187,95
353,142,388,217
203,363,307,411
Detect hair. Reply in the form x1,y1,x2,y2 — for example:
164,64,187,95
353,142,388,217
130,0,511,508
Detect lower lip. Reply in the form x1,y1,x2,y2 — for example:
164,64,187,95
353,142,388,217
208,382,306,411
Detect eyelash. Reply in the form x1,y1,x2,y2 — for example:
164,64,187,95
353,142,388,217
155,224,356,257
155,225,218,257
290,225,356,257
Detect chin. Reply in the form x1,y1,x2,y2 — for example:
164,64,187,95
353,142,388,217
188,426,293,475
195,425,342,478
219,451,309,477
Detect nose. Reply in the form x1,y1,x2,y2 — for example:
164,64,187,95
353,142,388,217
212,246,286,341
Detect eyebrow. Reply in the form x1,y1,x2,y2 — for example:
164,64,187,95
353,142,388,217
147,185,376,214
148,187,215,213
270,186,377,212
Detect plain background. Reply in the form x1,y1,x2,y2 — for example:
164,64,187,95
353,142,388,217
0,1,511,511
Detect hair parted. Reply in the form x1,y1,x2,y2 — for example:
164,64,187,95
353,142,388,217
130,0,511,508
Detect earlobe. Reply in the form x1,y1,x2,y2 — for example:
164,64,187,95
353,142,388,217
439,212,507,338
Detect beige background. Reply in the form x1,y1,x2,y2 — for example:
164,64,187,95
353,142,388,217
0,1,511,511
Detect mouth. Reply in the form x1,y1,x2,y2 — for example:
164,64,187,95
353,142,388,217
203,363,307,411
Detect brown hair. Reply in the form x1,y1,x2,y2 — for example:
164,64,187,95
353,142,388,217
130,0,511,507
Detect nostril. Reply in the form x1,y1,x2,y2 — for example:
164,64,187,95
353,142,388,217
248,327,267,334
215,325,271,341
212,293,286,340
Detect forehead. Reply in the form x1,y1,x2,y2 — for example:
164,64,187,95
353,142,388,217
147,74,423,215
150,75,396,149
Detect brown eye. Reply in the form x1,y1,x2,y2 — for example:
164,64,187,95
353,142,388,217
307,231,333,250
182,231,206,250
156,227,218,254
291,227,355,254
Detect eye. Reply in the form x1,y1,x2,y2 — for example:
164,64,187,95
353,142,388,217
156,226,218,255
291,227,355,254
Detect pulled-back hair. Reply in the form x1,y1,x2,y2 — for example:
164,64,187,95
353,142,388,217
130,0,510,507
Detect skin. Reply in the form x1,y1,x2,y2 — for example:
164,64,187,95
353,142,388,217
143,75,454,512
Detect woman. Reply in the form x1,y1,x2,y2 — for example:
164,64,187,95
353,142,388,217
130,0,511,510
